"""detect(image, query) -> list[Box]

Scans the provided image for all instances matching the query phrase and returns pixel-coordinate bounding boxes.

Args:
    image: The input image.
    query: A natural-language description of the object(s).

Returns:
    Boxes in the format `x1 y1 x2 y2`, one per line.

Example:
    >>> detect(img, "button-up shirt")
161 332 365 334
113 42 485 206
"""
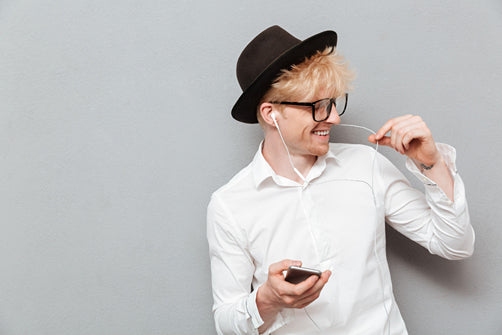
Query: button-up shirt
207 142 474 335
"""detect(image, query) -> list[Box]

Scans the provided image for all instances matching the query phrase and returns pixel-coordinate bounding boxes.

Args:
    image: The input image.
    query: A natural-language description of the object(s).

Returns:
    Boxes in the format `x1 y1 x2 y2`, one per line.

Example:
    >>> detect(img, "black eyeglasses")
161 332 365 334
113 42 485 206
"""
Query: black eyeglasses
270 93 348 122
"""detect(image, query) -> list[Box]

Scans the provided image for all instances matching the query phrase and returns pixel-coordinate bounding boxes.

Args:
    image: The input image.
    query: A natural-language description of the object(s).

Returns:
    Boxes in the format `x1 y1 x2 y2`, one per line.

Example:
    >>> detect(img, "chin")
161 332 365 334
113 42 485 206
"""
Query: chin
309 144 330 157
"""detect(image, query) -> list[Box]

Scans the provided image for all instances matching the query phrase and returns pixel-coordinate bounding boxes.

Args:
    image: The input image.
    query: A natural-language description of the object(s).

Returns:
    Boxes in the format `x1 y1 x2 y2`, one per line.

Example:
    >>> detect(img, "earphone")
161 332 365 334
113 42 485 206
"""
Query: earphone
270 111 307 183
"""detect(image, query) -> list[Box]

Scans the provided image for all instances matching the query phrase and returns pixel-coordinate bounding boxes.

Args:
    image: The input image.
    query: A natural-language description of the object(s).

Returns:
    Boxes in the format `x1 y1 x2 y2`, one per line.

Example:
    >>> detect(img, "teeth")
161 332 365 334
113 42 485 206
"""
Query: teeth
314 130 329 136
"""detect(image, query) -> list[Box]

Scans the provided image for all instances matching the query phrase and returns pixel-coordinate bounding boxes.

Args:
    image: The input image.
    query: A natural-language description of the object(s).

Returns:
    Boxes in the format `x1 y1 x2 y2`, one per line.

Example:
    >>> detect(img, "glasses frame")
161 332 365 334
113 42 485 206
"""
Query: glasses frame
269 93 349 122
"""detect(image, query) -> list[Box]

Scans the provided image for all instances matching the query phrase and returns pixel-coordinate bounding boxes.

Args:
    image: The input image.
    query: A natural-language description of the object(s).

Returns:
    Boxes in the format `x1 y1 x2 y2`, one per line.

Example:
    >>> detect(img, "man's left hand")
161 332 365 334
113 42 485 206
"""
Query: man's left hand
368 114 441 166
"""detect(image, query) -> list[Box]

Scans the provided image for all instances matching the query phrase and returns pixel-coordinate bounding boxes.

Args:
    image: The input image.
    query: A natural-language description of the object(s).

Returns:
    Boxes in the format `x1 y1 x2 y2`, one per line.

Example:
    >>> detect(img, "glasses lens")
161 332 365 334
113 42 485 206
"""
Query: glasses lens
314 99 331 121
335 95 347 116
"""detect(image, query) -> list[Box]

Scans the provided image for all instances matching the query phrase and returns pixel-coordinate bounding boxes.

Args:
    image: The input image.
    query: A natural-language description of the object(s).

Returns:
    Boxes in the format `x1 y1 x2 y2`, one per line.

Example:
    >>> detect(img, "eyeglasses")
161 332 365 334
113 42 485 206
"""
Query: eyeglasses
269 93 348 122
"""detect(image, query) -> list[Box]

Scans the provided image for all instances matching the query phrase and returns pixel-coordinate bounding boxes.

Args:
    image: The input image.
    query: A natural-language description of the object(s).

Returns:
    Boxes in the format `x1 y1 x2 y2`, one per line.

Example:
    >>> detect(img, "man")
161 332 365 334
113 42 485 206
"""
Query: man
207 25 474 335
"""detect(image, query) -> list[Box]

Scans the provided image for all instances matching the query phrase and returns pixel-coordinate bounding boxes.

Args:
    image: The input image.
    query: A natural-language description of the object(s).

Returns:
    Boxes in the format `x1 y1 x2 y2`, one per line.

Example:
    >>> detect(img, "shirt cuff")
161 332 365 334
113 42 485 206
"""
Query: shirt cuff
246 289 264 329
245 288 294 334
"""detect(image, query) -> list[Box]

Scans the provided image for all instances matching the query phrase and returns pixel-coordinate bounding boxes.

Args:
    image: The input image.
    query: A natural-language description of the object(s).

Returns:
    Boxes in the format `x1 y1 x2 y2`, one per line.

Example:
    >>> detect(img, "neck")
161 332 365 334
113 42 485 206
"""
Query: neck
261 133 316 184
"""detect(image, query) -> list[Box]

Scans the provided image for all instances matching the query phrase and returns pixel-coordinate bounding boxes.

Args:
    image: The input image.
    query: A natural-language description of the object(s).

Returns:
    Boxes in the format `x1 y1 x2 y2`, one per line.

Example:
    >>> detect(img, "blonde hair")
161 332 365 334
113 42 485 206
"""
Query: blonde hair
258 47 355 124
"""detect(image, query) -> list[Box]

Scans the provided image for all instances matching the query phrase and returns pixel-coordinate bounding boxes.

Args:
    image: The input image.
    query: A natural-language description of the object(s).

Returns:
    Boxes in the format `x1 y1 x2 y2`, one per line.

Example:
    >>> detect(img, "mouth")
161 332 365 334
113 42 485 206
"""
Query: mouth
312 130 330 136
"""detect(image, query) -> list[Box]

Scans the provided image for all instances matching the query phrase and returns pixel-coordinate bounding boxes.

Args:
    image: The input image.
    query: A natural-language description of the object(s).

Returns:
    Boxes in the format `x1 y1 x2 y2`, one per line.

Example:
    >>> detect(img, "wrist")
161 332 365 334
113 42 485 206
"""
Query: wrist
418 157 445 175
414 151 442 170
256 283 281 319
420 161 435 171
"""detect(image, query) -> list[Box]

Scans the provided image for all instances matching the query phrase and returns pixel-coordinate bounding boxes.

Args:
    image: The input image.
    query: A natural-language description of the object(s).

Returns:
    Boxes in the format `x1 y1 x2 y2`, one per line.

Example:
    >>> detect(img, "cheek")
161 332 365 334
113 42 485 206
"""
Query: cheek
281 113 315 140
299 128 314 141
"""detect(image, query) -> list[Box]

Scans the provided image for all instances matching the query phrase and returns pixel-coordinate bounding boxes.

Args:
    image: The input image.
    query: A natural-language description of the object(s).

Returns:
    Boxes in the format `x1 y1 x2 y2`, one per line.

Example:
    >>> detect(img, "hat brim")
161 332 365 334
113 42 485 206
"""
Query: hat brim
231 30 338 124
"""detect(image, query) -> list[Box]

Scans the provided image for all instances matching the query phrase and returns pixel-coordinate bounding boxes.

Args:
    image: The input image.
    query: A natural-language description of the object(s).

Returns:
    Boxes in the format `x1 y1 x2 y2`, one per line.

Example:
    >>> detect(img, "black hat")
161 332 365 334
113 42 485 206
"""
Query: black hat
231 25 338 123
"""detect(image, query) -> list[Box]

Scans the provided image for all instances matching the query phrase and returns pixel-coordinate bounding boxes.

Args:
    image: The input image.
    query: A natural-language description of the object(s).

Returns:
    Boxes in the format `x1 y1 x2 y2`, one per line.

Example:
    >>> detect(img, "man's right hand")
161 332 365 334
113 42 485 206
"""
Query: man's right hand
256 259 331 330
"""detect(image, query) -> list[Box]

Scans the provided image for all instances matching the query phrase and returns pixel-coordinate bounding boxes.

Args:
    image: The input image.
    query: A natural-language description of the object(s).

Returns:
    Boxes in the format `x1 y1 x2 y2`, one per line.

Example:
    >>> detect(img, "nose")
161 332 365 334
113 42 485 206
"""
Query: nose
325 104 341 125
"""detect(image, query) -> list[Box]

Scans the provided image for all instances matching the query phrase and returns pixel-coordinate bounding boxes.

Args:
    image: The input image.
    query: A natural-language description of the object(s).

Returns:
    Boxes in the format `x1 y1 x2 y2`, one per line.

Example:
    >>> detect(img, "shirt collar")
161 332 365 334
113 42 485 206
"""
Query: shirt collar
252 141 341 188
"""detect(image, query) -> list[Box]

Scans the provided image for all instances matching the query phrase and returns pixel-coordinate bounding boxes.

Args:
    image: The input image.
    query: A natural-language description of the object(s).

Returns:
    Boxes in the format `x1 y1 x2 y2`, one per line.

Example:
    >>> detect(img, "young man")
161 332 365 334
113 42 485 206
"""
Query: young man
207 25 474 335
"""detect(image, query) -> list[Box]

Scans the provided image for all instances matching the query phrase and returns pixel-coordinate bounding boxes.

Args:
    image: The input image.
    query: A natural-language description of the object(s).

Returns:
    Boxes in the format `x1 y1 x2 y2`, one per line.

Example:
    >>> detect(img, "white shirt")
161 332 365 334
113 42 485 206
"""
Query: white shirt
207 142 474 335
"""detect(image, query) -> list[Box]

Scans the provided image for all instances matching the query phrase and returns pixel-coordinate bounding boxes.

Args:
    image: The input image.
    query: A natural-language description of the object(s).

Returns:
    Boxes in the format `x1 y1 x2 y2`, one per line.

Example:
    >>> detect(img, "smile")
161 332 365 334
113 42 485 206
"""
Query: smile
313 130 330 136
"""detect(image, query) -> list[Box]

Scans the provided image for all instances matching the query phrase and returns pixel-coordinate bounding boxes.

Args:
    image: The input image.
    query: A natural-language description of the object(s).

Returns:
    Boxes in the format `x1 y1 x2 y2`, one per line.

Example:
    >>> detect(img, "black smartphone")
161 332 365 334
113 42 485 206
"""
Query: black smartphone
284 266 322 284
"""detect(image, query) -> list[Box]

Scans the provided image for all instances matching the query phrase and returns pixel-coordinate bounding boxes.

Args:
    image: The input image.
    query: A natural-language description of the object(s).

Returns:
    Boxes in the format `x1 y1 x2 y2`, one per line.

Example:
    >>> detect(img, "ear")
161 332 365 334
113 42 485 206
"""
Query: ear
259 102 277 127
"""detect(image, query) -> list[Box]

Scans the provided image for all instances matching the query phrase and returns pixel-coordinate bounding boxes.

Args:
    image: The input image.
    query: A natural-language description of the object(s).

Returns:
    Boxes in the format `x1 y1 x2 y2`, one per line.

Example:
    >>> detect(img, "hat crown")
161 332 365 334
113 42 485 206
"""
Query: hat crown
236 25 301 91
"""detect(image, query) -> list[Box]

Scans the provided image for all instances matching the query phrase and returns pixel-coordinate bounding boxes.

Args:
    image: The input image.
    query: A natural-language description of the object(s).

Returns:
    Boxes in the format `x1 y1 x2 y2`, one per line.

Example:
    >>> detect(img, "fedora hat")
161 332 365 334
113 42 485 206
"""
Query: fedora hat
231 25 338 123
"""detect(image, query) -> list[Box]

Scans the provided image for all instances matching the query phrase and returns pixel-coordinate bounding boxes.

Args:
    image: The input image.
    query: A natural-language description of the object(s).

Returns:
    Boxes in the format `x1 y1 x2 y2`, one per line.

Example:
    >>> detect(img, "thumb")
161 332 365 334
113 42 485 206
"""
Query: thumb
269 259 302 274
368 135 391 147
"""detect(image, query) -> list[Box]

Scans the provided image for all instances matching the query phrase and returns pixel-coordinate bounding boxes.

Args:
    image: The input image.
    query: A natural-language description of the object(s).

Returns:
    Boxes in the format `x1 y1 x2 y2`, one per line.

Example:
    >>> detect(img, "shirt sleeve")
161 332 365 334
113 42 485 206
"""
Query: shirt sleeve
378 143 475 260
207 194 293 334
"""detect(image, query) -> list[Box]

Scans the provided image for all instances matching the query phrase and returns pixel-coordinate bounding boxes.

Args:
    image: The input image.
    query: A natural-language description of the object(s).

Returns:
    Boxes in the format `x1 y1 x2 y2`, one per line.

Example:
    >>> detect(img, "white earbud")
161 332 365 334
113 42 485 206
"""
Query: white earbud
271 112 277 121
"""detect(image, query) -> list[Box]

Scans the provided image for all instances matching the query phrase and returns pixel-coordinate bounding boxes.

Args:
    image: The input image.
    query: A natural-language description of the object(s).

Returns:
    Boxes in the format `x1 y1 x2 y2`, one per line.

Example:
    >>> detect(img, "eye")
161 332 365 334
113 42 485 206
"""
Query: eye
315 99 331 111
313 99 332 121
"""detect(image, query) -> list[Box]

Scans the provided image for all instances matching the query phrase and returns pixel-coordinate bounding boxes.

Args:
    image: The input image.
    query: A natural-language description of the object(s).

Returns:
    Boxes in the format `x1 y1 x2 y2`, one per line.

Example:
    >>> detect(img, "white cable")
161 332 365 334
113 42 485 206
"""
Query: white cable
273 114 320 330
304 307 322 332
334 124 379 201
271 119 390 334
272 115 307 183
334 123 390 335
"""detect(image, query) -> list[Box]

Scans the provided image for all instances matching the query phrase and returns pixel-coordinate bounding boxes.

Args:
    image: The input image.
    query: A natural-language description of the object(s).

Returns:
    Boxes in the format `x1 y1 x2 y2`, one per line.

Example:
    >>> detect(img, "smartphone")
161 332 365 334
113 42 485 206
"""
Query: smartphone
284 266 322 284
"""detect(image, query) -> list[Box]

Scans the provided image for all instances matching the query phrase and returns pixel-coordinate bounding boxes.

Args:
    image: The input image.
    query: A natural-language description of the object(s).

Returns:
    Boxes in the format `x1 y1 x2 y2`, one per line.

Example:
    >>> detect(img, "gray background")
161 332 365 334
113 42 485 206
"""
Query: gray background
1 0 500 334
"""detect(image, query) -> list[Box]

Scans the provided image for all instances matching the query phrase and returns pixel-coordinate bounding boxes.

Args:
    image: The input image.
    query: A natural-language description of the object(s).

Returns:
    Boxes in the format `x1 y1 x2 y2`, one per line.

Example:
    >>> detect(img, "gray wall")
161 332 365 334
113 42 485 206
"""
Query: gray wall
1 0 500 334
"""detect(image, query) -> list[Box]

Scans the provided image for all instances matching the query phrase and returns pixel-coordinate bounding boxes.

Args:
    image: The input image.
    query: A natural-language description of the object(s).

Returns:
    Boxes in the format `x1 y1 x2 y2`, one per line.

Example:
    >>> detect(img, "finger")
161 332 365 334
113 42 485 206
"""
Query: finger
368 134 379 144
402 122 431 151
396 124 419 152
398 118 431 152
390 120 413 154
371 136 392 147
289 270 331 300
292 291 320 308
290 271 331 307
393 118 426 154
273 272 321 300
284 284 321 308
375 114 414 140
269 259 302 275
390 128 400 153
377 116 418 150
391 127 407 154
401 125 428 150
287 274 320 296
393 115 430 150
303 270 331 295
